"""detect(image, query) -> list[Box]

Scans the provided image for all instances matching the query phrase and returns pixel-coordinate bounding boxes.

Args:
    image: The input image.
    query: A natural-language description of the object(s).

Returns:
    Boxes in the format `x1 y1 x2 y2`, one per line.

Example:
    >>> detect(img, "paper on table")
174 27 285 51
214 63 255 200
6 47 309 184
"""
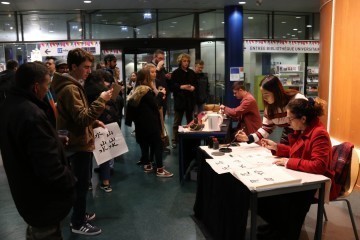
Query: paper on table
232 165 302 191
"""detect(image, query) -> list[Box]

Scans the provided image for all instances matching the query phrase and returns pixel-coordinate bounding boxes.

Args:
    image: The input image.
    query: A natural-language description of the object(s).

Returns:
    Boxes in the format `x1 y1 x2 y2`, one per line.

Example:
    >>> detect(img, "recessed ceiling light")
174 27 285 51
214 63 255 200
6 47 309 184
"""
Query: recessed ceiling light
79 28 83 32
96 14 102 17
171 22 177 24
248 16 254 20
49 30 54 33
281 21 286 24
293 28 298 31
292 34 296 37
306 25 312 28
298 31 302 33
169 25 175 28
282 36 286 38
221 21 224 24
84 1 92 3
17 47 21 49
295 16 301 19
238 1 246 4
10 26 13 30
1 2 10 5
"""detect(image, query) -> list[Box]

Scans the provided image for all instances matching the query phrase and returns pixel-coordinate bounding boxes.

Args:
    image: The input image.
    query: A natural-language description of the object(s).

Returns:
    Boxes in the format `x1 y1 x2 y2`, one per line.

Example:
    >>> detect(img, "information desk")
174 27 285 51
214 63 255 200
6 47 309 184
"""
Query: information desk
177 118 232 182
193 146 329 240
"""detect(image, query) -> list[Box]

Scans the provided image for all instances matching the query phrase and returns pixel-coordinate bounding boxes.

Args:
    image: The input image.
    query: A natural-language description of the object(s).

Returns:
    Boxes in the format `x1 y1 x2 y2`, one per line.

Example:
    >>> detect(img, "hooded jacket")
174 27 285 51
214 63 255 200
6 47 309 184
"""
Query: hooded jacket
51 72 106 152
0 87 76 227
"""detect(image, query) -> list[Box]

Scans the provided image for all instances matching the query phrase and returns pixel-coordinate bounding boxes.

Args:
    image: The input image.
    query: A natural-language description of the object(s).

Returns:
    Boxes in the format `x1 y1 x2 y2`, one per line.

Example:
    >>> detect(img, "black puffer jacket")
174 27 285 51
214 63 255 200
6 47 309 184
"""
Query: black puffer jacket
0 88 76 227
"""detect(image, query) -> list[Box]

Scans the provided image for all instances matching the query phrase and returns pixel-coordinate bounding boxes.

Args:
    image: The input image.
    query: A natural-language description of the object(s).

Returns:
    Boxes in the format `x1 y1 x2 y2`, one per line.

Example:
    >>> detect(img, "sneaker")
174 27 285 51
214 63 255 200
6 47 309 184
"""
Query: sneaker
144 164 153 172
85 212 96 222
156 168 174 178
71 222 102 236
171 143 177 149
100 184 113 193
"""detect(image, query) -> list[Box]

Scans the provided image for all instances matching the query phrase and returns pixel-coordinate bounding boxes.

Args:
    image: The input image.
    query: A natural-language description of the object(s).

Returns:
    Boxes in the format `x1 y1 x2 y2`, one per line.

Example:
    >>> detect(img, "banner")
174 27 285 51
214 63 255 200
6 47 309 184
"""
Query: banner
244 40 319 53
93 122 128 165
39 41 101 56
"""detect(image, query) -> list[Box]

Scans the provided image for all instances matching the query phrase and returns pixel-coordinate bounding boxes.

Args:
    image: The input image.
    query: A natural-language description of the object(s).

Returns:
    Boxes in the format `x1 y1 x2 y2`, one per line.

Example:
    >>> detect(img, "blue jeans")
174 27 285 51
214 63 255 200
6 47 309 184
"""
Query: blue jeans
68 151 92 227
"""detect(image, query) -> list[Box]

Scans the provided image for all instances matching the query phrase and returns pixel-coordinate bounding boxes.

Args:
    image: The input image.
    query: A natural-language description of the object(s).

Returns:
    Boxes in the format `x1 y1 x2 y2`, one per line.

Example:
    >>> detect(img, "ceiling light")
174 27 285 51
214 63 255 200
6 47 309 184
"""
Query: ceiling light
17 47 21 49
143 12 152 20
221 21 224 24
282 36 286 38
281 21 286 24
293 28 298 31
292 34 296 37
238 1 246 4
84 1 92 3
49 30 54 33
10 26 13 30
307 25 312 28
298 31 302 33
248 16 254 20
287 33 290 35
1 2 10 4
169 26 175 28
295 16 301 19
172 21 177 24
79 28 82 32
121 26 128 32
96 14 102 17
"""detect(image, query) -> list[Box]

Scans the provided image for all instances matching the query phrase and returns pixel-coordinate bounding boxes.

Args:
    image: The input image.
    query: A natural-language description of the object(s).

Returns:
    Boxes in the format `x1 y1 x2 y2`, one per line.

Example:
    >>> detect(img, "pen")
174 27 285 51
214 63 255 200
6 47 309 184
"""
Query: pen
227 127 246 148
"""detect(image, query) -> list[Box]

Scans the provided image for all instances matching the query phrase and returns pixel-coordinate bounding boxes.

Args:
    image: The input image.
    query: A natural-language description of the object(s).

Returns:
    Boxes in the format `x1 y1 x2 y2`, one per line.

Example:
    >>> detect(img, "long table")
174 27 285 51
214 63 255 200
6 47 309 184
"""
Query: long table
177 118 232 182
194 145 329 240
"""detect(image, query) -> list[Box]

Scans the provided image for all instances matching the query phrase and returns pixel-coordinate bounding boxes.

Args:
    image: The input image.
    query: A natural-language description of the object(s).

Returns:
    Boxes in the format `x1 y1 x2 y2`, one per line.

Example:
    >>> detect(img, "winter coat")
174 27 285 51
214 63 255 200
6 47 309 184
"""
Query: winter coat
0 88 76 227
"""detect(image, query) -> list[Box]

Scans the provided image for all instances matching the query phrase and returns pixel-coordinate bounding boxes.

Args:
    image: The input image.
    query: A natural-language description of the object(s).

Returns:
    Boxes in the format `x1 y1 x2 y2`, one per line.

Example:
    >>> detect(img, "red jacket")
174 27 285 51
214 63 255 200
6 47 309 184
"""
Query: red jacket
275 118 337 200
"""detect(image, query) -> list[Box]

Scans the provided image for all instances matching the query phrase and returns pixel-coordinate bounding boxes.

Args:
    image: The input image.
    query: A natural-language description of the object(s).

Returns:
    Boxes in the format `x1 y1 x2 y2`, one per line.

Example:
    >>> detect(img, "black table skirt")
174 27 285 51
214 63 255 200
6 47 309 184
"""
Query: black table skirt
193 148 250 240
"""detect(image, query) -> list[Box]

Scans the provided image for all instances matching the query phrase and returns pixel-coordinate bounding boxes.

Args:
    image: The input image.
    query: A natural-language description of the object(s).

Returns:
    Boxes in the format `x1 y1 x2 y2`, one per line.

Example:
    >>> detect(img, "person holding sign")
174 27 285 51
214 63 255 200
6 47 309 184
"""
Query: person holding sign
125 68 173 178
257 98 336 240
85 70 122 193
52 48 113 236
236 75 307 145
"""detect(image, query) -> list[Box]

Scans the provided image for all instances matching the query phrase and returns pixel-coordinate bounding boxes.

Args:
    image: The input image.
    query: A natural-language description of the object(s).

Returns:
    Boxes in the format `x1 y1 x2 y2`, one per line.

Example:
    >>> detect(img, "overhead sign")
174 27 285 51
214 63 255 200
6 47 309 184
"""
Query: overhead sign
244 40 319 53
39 41 101 56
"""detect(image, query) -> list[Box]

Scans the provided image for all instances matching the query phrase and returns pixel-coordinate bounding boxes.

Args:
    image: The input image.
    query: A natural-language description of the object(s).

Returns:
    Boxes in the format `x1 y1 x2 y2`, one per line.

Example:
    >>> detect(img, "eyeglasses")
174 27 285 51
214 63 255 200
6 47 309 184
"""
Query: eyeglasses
287 116 297 121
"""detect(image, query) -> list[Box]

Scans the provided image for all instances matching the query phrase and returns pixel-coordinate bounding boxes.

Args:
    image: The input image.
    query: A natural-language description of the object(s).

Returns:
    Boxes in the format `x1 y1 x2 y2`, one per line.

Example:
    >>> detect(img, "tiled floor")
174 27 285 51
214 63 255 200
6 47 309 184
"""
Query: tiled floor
0 117 359 240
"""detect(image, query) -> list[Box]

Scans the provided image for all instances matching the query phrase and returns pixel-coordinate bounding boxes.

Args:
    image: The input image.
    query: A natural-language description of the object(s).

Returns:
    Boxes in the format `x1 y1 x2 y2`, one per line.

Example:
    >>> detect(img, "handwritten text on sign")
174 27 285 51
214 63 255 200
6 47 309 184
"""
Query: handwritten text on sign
93 122 128 165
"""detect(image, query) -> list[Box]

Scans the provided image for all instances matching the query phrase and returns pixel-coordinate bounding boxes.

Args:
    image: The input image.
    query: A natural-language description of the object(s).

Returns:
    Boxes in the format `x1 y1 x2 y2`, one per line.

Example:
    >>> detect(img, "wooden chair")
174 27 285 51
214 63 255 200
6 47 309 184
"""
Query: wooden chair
325 146 360 240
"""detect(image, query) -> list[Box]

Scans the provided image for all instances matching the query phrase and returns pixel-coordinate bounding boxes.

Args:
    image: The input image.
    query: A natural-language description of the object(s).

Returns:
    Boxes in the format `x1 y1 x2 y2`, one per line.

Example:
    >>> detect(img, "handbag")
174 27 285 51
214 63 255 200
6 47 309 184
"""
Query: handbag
159 107 170 148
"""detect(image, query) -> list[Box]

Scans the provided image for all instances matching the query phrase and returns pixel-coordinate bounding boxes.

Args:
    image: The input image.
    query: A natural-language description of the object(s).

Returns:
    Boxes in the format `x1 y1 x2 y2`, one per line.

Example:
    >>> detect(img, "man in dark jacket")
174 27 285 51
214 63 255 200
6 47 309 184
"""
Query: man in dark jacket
0 59 18 100
0 62 76 239
170 53 196 148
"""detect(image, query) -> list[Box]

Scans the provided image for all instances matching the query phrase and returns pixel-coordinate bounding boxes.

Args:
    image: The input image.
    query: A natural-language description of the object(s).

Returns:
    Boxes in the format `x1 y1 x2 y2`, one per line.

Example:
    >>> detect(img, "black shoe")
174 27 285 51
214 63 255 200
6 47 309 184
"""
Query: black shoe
71 222 101 236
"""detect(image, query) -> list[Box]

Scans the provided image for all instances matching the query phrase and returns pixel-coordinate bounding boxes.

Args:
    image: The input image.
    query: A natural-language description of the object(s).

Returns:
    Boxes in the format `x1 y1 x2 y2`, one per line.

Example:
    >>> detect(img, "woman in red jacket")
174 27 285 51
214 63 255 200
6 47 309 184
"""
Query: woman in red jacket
258 97 335 240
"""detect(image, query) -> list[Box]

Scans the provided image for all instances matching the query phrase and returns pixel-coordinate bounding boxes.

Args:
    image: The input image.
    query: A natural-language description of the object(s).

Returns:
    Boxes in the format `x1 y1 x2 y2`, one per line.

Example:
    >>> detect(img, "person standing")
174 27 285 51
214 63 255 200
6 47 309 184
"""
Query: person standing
55 59 69 74
0 59 18 100
0 62 76 240
194 60 209 114
151 49 172 118
52 48 113 236
170 53 196 148
220 82 262 136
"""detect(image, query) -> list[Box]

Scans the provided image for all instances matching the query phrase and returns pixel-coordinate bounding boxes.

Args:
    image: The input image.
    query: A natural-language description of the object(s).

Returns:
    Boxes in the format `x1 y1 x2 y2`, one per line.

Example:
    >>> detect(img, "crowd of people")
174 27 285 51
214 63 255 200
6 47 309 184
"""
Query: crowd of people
0 47 337 240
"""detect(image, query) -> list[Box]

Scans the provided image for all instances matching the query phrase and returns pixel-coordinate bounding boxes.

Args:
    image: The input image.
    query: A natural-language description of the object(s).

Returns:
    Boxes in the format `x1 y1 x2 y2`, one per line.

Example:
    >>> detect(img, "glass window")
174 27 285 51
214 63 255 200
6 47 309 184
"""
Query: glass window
22 12 80 41
158 13 194 38
89 11 156 39
199 10 224 38
0 13 17 41
243 13 270 39
274 14 307 40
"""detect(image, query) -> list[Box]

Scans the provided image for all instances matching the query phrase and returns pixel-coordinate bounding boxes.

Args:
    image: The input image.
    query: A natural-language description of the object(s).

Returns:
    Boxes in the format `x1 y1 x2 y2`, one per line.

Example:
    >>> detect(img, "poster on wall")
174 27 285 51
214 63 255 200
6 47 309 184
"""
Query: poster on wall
244 40 319 53
230 67 244 81
39 41 101 57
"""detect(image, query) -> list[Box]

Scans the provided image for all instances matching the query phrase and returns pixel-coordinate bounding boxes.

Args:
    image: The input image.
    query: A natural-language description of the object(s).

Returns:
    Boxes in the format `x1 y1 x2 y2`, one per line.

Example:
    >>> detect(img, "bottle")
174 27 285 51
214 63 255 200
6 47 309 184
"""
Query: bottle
213 138 219 150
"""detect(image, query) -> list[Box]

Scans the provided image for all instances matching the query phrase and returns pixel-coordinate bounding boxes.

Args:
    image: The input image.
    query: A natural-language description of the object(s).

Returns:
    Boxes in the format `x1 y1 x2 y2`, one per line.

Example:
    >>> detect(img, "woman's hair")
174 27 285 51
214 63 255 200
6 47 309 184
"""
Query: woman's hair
287 98 326 125
260 75 298 118
176 53 191 66
136 68 152 88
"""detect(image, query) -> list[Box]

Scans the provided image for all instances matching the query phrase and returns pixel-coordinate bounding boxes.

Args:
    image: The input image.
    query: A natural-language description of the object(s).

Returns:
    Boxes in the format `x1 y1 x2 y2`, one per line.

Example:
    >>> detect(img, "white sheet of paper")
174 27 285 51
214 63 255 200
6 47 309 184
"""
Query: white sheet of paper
93 122 128 165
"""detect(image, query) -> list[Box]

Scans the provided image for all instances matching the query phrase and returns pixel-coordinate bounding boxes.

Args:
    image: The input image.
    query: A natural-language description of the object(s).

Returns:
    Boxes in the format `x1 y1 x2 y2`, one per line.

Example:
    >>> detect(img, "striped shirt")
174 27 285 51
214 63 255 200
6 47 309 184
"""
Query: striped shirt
250 93 307 143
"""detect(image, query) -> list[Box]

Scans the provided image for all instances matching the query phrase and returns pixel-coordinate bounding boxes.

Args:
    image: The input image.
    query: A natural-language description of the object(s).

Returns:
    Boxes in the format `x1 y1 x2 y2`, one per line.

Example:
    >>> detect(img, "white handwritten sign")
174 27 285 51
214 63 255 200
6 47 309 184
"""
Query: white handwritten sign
93 122 128 165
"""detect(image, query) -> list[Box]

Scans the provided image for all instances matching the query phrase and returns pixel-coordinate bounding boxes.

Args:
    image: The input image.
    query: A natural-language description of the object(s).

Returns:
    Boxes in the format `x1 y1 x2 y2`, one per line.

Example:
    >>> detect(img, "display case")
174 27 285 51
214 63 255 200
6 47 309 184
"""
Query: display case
306 66 319 97
275 64 304 94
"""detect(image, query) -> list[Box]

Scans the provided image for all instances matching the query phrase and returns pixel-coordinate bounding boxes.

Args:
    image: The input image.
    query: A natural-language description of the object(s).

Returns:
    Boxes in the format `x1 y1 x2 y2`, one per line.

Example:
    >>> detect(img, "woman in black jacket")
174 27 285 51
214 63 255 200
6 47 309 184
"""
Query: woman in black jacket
125 68 173 178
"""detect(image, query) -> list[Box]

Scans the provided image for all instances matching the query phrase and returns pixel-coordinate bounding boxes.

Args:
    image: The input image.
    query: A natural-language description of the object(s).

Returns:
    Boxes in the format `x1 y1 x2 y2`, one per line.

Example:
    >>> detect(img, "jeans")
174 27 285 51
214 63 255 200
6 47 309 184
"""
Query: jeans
172 109 193 143
139 134 163 168
99 160 111 181
26 224 62 240
68 151 93 227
